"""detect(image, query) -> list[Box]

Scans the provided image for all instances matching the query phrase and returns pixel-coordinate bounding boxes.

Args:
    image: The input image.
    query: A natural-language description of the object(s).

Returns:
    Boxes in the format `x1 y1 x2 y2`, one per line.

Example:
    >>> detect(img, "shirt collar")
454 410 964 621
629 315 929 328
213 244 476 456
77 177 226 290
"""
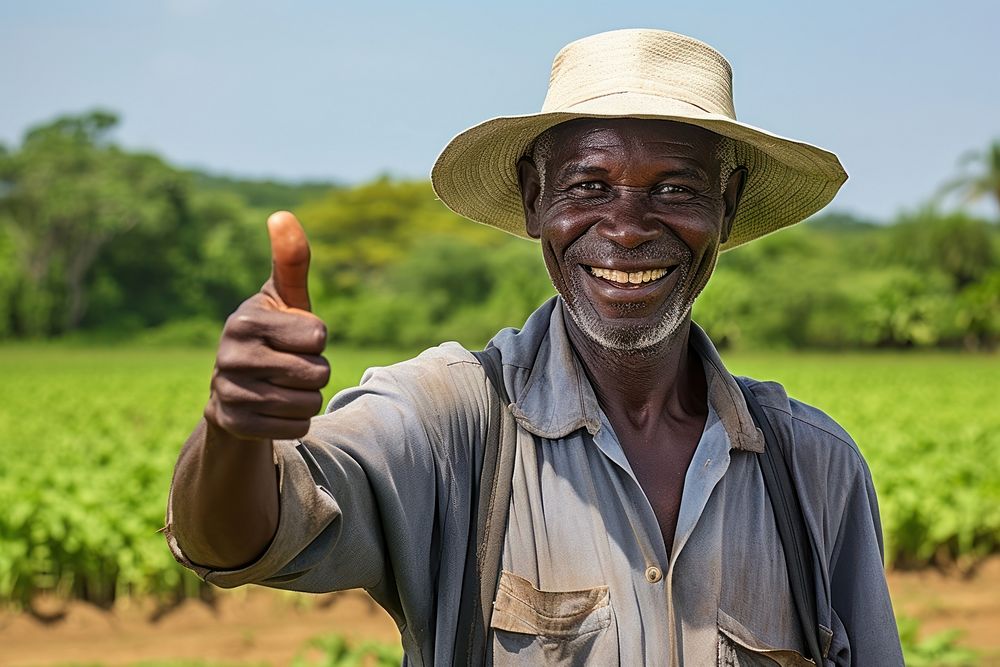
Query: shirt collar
688 323 765 453
490 296 764 453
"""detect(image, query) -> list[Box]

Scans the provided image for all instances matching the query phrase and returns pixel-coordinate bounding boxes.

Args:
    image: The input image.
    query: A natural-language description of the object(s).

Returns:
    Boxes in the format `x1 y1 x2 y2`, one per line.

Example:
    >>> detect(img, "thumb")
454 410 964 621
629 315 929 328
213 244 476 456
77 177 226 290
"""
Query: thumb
266 211 312 311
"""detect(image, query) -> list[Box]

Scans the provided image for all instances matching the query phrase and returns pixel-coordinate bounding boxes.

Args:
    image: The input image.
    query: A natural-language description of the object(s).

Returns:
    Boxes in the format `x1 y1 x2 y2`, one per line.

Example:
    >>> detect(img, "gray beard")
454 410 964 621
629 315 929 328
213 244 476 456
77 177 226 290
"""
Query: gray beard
552 229 719 353
560 261 695 352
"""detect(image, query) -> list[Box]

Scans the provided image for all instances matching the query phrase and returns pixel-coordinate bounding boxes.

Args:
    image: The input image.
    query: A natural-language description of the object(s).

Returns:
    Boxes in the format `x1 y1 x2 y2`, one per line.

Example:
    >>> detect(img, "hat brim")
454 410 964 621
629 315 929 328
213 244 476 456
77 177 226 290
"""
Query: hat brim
431 92 847 252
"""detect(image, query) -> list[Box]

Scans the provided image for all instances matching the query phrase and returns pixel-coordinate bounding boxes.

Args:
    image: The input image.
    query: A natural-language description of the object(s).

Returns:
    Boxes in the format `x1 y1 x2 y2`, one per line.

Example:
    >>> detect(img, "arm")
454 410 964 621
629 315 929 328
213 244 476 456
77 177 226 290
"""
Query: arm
167 338 485 633
165 212 492 649
168 421 279 568
167 212 328 569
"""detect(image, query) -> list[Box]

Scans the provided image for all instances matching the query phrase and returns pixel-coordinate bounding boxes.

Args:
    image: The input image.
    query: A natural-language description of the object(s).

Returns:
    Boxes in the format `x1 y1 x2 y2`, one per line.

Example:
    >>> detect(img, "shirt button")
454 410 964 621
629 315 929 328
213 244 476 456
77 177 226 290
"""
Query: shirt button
645 566 663 583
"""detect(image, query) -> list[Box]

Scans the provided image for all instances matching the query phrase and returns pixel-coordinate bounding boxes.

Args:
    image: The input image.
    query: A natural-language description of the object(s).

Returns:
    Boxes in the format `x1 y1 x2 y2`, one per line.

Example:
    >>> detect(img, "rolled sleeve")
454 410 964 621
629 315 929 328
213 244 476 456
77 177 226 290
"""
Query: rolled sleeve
164 437 341 588
164 341 486 633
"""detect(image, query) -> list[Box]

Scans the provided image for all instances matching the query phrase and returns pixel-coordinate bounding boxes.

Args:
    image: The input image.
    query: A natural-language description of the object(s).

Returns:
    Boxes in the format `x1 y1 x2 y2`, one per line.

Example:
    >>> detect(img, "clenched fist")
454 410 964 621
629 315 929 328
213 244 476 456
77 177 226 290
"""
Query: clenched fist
204 211 331 441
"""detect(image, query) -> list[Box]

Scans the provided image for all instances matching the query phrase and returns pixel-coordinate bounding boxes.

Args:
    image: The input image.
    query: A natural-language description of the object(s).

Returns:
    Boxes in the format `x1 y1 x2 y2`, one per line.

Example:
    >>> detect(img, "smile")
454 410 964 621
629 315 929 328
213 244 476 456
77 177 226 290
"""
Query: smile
588 265 672 287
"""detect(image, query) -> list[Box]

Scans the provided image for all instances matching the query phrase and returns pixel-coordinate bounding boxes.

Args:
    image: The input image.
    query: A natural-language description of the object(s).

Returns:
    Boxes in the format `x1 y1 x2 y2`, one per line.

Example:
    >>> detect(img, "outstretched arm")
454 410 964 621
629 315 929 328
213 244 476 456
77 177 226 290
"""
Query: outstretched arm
169 212 329 568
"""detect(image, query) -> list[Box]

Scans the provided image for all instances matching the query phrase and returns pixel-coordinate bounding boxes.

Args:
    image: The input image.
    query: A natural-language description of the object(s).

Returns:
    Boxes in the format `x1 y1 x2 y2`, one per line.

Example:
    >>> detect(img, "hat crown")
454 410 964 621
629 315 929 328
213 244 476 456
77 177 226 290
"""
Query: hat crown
541 29 736 120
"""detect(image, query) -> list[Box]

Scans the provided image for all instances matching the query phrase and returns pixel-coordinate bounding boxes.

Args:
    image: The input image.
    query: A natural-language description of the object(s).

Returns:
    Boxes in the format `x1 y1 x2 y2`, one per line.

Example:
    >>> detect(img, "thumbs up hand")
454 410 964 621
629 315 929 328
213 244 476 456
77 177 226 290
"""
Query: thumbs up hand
204 212 331 441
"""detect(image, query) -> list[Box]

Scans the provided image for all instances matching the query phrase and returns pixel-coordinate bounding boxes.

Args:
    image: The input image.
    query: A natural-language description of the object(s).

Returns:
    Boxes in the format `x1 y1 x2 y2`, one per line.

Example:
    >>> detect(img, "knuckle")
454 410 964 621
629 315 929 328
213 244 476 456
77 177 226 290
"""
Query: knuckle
209 372 232 396
226 292 273 323
311 323 328 348
227 313 253 336
215 346 240 371
226 309 267 339
316 358 332 385
307 391 324 414
223 311 239 332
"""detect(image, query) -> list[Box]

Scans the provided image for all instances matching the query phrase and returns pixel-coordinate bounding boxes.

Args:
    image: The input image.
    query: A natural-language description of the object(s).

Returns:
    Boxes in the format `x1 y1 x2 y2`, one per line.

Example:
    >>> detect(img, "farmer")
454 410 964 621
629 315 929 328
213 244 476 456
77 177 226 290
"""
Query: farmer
166 29 904 665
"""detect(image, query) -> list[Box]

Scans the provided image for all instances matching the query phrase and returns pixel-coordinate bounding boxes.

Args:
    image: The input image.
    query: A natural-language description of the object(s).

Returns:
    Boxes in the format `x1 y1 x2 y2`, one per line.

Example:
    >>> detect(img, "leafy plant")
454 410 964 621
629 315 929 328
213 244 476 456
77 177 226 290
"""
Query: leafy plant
292 633 403 667
897 615 978 666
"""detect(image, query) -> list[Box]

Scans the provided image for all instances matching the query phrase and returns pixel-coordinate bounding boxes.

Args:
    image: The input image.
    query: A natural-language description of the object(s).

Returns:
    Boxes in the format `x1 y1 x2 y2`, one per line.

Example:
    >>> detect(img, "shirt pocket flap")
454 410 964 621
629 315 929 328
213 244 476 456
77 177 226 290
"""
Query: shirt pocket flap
490 570 611 639
718 609 819 666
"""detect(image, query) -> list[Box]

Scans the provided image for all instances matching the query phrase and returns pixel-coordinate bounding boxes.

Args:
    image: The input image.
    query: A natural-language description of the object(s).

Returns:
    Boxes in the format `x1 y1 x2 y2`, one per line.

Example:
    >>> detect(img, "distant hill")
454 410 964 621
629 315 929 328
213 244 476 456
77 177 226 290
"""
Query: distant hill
804 210 882 231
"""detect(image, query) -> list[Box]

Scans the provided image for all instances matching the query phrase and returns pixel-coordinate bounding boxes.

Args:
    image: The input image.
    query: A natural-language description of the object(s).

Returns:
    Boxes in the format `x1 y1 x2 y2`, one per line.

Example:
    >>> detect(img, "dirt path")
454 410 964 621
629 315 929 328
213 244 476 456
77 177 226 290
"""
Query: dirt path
887 558 1000 663
0 589 398 666
3 560 999 666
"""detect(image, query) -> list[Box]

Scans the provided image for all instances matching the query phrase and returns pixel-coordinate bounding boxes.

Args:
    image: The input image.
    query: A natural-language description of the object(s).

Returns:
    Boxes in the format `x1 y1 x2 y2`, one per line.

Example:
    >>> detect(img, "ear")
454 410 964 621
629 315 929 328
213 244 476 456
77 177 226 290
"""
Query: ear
721 166 747 244
517 156 543 239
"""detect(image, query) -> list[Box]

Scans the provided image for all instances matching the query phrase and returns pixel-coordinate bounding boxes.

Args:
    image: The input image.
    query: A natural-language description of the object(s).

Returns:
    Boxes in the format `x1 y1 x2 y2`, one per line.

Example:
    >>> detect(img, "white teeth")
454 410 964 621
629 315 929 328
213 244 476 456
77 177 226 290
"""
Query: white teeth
589 266 669 284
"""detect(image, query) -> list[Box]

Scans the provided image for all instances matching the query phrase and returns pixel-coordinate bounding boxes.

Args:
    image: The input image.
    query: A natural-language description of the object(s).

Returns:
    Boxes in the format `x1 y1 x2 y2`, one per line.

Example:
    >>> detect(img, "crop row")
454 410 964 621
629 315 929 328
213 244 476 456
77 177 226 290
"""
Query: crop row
1 345 997 608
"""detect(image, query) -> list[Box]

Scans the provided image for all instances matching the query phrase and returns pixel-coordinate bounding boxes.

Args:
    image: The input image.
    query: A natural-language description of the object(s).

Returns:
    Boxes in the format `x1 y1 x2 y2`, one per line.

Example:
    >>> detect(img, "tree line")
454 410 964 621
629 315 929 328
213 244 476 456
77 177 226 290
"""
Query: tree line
0 110 997 350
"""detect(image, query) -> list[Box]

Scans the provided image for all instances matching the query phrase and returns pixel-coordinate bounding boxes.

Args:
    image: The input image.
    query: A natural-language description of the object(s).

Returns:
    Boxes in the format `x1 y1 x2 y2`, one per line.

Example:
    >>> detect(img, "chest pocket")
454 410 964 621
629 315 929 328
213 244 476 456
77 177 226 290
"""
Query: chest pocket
489 570 613 666
717 609 824 667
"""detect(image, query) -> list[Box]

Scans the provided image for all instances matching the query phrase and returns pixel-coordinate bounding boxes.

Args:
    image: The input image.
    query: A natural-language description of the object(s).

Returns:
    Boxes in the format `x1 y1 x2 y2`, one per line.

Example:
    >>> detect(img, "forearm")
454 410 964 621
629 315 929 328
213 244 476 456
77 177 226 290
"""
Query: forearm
169 419 280 569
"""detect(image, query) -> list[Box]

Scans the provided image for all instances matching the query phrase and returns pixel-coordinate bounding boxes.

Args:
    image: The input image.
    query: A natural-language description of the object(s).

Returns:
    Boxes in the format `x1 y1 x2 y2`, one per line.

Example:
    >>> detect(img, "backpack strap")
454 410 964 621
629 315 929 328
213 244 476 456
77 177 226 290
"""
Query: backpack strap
735 376 825 665
454 346 518 666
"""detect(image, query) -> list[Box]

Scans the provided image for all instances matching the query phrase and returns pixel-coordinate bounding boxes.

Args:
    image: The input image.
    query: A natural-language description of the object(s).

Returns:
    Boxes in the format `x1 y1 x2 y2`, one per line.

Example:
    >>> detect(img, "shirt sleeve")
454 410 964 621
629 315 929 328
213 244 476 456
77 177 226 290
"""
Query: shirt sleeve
780 397 905 667
826 454 905 666
165 343 488 620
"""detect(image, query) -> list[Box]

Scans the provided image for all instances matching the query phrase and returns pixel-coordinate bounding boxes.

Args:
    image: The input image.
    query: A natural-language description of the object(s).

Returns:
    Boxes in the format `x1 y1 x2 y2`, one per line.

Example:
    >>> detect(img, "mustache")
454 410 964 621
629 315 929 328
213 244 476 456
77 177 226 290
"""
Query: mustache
563 233 691 266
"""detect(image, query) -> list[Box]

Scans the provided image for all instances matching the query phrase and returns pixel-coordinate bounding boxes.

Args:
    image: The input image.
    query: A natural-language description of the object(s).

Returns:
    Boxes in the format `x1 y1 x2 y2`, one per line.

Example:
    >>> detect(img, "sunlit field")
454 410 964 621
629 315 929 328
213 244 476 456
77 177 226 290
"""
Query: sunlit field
3 343 997 610
1 343 998 665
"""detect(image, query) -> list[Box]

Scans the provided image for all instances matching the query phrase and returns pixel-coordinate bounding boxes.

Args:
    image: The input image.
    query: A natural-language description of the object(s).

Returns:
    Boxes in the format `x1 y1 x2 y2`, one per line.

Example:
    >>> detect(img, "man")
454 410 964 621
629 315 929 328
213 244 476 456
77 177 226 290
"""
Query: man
166 29 903 665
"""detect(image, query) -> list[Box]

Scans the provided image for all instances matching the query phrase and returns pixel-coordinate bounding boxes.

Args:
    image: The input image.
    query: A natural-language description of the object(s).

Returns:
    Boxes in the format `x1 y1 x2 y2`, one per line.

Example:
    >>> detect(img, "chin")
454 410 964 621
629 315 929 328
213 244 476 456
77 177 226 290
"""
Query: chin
557 259 703 353
564 299 692 353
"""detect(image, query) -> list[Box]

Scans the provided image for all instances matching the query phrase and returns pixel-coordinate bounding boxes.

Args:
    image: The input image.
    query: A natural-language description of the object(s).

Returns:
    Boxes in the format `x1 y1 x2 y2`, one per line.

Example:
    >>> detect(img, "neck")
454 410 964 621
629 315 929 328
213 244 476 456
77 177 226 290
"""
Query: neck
563 305 707 430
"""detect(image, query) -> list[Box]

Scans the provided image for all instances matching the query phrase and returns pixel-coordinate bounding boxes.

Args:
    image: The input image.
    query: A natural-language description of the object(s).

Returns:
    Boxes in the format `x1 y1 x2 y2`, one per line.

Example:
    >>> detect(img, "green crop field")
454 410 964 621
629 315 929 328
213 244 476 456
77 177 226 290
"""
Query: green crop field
728 353 1000 570
1 344 998 609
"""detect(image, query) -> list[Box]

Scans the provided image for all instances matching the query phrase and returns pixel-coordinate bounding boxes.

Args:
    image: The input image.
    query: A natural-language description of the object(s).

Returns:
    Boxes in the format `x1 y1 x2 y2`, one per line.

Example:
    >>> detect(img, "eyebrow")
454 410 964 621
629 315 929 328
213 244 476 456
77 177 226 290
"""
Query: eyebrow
655 167 711 181
556 163 611 179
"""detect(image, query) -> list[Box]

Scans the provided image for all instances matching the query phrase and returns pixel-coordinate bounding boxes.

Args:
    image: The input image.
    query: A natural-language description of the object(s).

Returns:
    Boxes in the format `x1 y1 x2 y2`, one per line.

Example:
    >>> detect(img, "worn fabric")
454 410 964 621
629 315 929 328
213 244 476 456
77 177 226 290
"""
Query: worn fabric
165 296 903 666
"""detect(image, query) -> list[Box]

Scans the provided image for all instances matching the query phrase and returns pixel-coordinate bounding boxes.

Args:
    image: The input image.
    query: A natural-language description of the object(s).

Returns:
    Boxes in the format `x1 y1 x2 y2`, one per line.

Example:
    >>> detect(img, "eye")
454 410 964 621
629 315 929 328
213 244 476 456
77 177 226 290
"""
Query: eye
653 183 689 195
565 180 610 200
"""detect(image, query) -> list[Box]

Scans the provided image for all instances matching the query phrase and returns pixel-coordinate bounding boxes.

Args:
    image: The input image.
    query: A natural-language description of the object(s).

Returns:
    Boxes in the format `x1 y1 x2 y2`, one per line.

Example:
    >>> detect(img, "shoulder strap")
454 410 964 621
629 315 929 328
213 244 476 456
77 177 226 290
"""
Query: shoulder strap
454 347 518 666
734 376 825 665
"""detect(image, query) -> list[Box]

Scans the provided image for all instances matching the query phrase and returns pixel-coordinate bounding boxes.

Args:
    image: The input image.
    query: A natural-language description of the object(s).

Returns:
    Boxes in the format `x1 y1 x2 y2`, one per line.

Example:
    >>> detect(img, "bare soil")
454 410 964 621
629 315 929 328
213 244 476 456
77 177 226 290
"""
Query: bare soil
2 559 998 666
887 558 1000 664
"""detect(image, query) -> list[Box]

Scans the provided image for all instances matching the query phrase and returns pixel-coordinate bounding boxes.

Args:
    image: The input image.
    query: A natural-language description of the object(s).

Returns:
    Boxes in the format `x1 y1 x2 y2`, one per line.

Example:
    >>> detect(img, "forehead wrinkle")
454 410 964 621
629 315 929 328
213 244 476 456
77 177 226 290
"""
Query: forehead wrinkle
560 136 710 163
644 139 697 149
555 154 712 183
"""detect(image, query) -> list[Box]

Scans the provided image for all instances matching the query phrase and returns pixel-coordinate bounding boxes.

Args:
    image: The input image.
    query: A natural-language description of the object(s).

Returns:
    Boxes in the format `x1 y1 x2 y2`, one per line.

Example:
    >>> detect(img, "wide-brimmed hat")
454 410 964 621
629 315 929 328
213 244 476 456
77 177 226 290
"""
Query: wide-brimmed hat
431 29 847 251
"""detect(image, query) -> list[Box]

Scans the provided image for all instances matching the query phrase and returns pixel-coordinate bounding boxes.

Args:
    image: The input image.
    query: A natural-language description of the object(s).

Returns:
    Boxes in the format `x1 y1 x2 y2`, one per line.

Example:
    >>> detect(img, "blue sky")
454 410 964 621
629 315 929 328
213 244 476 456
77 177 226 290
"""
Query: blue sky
2 1 997 220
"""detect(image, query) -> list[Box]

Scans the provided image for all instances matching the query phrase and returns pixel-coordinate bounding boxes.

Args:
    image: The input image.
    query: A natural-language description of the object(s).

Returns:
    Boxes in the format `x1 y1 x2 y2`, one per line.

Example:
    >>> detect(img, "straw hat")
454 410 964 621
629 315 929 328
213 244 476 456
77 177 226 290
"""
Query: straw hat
431 29 847 251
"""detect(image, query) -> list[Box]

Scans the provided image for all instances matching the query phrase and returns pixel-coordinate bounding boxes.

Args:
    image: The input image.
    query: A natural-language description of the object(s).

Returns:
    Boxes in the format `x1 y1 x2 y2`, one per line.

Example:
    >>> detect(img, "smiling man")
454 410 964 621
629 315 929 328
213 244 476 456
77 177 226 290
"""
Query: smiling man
166 30 904 665
516 118 747 556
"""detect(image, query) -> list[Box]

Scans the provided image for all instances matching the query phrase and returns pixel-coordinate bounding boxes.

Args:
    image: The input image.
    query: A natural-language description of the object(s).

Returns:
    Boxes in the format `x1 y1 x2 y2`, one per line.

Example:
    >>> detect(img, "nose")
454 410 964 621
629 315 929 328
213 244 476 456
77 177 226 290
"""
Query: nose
593 192 663 249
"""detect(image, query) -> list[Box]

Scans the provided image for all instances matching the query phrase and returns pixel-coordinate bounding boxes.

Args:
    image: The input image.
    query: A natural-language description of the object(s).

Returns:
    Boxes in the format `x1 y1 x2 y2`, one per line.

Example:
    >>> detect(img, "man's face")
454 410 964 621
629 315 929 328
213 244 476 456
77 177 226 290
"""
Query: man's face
519 118 743 352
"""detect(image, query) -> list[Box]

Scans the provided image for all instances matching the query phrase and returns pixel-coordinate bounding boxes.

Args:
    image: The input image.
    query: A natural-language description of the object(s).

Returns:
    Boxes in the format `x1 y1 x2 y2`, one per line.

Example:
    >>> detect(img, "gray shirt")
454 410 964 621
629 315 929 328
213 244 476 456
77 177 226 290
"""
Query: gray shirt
166 297 903 666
